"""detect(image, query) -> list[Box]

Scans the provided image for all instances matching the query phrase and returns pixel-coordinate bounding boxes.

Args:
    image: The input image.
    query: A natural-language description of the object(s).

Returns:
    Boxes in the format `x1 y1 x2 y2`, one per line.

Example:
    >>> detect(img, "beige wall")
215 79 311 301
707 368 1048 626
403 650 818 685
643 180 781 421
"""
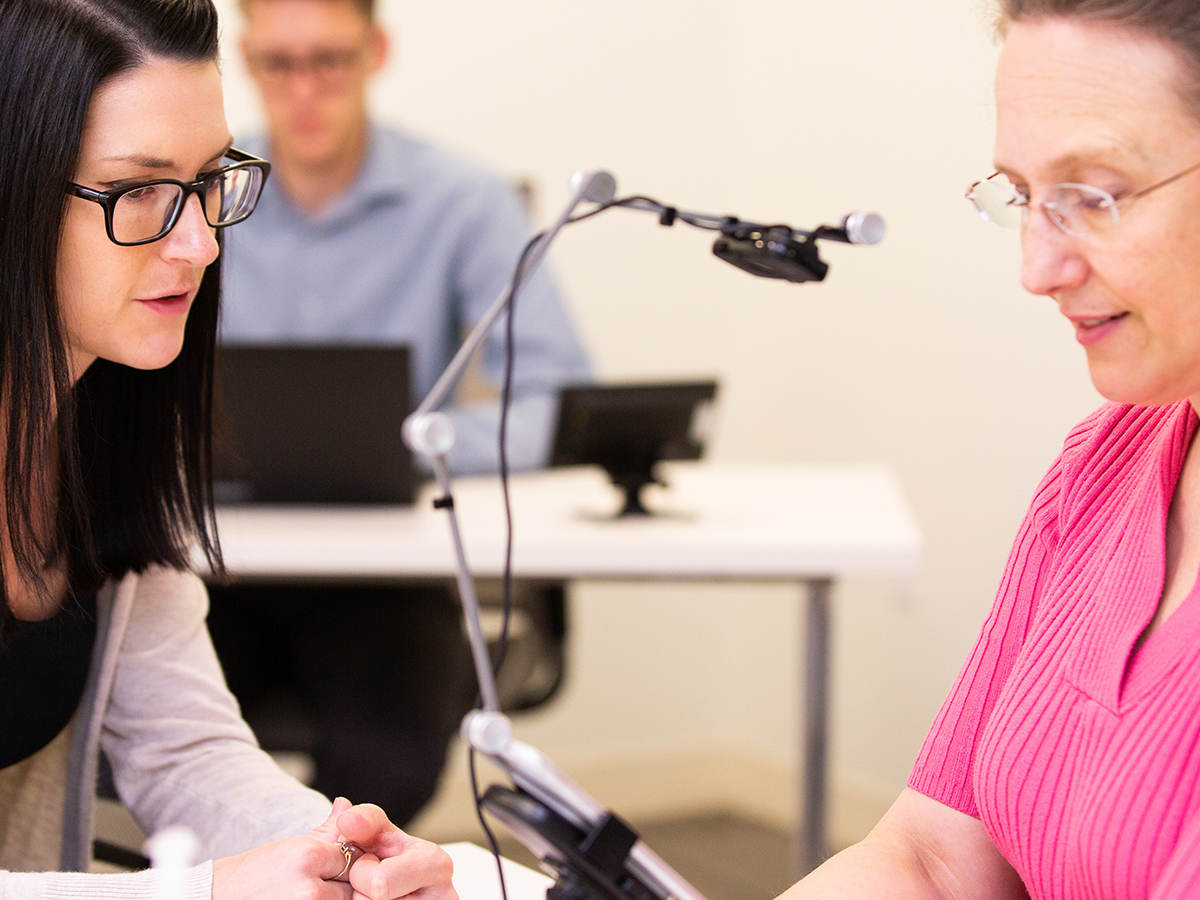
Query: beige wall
211 0 1103 841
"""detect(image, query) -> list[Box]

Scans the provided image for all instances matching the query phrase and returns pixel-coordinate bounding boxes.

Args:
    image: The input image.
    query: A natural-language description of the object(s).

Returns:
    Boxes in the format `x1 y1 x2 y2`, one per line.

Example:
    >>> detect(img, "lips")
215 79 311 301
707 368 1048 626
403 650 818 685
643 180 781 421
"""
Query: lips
1076 313 1128 328
135 291 193 315
1067 310 1129 347
136 284 196 303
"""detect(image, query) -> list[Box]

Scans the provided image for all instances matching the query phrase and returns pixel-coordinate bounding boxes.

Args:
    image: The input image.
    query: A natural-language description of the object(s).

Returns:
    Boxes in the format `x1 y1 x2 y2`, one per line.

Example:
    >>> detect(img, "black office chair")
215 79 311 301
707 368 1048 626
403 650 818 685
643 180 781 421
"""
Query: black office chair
481 580 568 713
199 575 570 828
235 580 570 755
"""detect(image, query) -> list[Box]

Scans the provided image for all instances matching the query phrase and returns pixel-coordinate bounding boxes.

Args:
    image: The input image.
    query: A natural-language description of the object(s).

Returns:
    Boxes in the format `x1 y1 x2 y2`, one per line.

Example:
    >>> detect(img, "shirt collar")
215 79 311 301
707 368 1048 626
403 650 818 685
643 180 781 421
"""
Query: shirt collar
347 124 418 204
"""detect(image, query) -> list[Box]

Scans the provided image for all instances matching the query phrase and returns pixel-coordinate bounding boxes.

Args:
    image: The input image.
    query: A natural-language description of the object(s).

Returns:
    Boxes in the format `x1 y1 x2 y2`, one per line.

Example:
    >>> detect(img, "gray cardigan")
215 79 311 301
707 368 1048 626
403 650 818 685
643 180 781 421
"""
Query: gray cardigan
0 567 333 898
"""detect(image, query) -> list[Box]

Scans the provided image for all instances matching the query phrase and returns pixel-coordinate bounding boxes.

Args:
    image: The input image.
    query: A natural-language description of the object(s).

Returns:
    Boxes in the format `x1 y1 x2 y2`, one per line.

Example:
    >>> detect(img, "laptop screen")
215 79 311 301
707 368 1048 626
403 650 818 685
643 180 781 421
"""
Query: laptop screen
213 343 416 505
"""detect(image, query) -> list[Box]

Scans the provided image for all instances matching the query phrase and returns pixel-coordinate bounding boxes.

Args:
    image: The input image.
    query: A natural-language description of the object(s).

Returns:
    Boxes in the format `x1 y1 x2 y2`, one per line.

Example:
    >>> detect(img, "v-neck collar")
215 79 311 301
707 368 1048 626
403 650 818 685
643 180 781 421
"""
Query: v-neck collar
1060 402 1200 713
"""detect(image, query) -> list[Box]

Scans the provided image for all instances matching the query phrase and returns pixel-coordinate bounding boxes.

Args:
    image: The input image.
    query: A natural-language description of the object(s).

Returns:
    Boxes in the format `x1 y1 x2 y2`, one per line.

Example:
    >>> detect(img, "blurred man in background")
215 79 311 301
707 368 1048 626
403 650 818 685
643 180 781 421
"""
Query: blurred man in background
208 0 591 825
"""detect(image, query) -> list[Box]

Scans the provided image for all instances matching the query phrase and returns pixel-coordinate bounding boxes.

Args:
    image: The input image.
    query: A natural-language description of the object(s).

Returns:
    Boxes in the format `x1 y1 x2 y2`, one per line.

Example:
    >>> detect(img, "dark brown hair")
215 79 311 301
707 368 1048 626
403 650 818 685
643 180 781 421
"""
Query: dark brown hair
0 0 224 634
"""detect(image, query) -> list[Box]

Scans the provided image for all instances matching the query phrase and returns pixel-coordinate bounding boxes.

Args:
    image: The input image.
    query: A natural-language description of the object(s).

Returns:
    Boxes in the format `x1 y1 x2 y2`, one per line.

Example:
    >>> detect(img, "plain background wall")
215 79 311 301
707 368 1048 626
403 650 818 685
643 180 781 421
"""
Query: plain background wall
209 0 1103 842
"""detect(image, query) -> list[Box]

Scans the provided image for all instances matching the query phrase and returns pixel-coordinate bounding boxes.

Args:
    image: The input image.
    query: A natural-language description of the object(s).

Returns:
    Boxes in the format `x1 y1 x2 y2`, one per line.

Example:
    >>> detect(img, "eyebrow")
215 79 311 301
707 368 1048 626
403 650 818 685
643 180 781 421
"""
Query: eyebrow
995 141 1146 181
99 138 235 169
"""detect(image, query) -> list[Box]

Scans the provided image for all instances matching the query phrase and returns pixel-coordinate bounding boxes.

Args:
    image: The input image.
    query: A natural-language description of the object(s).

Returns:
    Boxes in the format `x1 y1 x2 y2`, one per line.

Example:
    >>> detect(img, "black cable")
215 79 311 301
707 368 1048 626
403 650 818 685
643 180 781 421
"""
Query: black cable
493 233 540 676
473 195 690 895
469 230 541 900
468 746 509 900
594 195 819 239
482 188 767 694
473 184 793 894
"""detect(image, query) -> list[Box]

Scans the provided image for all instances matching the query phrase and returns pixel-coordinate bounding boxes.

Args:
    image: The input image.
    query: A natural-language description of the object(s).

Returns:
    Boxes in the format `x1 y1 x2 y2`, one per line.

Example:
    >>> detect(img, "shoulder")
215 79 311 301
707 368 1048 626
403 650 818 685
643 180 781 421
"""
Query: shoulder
1019 402 1189 541
1053 400 1193 516
114 564 206 603
372 125 522 211
1059 400 1190 471
378 126 508 185
109 566 209 643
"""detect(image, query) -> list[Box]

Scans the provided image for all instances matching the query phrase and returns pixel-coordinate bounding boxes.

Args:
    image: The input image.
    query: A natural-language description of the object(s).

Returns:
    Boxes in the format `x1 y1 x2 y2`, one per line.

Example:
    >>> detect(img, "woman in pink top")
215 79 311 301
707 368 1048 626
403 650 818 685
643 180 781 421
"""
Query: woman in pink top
781 1 1200 898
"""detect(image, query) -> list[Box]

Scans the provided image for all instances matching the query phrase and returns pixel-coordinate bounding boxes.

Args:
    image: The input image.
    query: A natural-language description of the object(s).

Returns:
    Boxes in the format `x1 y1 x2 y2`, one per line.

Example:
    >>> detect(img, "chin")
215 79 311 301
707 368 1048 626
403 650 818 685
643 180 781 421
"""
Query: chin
1089 373 1188 409
122 335 187 371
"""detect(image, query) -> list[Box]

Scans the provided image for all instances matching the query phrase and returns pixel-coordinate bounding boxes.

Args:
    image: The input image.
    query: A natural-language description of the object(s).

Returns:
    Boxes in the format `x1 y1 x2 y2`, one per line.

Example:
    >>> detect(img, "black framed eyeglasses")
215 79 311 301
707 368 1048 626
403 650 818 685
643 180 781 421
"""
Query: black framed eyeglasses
66 147 272 247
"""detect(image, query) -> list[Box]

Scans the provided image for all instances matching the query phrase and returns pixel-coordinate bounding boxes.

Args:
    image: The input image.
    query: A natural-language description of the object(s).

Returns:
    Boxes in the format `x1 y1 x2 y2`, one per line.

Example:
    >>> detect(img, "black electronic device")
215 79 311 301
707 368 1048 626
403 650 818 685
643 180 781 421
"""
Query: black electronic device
213 343 416 505
482 786 657 900
549 380 718 516
712 223 829 283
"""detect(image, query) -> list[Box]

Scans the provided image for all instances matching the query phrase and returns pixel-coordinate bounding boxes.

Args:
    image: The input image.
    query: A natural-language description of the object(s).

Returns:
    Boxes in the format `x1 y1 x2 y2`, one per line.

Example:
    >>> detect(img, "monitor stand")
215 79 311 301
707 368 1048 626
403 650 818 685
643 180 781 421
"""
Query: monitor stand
574 461 698 522
609 469 661 517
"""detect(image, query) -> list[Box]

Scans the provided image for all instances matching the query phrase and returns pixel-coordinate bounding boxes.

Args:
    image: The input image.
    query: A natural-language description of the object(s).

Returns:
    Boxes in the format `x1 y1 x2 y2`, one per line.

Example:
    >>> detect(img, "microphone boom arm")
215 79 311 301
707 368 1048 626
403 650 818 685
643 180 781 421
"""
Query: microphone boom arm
402 169 884 898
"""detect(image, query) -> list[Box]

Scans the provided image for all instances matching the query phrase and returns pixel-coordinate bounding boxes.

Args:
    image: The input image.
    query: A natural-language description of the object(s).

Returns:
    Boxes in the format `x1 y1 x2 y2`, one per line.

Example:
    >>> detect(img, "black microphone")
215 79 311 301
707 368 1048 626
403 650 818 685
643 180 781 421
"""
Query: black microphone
712 224 828 283
812 210 887 245
710 211 886 283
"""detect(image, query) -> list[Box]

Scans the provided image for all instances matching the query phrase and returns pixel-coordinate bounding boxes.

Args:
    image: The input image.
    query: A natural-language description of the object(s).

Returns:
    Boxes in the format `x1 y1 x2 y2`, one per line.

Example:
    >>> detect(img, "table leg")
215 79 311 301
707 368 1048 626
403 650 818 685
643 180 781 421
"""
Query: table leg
794 577 833 878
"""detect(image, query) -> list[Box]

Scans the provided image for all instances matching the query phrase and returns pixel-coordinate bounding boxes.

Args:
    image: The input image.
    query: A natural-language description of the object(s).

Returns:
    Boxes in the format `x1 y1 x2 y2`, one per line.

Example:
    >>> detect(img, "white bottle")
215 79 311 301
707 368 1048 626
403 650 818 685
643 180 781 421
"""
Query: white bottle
143 825 199 900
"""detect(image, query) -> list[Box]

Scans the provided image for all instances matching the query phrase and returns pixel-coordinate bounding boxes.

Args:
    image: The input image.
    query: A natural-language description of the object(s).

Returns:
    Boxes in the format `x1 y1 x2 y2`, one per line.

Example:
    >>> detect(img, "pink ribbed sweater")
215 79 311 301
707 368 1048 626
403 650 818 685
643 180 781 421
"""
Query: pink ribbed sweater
910 401 1200 899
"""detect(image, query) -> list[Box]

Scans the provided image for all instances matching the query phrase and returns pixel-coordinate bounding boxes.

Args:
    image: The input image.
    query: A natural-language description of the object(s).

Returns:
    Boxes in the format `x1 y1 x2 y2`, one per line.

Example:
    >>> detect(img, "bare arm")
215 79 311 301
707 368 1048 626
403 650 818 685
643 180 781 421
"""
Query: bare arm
776 788 1029 900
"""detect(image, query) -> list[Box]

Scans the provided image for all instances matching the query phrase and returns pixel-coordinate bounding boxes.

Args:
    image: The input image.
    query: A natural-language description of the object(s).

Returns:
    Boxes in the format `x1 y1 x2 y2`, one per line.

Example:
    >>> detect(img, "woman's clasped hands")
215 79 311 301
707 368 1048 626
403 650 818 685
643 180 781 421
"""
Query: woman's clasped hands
212 797 458 899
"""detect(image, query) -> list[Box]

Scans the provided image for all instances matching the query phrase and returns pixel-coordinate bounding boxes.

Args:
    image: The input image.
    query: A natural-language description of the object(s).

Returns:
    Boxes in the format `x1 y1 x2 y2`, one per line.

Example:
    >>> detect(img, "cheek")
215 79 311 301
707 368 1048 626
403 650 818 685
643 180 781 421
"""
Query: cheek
56 209 97 328
56 208 132 332
1110 203 1200 313
1091 224 1189 316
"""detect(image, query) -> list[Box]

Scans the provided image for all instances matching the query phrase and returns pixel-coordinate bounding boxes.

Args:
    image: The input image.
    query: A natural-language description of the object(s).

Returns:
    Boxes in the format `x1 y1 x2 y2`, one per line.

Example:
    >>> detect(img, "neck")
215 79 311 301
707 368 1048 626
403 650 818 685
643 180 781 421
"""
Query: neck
272 121 370 215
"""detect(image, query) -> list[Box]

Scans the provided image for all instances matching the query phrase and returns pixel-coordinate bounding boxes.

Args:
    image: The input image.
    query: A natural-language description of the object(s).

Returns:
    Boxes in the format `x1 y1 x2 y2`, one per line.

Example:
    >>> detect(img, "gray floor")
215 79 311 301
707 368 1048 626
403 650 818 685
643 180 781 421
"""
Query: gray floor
455 811 796 900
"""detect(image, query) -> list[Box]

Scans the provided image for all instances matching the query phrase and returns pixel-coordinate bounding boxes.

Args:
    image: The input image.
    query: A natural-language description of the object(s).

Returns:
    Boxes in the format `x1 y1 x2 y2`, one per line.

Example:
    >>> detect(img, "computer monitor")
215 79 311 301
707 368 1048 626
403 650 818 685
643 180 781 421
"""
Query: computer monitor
213 343 416 505
549 380 718 516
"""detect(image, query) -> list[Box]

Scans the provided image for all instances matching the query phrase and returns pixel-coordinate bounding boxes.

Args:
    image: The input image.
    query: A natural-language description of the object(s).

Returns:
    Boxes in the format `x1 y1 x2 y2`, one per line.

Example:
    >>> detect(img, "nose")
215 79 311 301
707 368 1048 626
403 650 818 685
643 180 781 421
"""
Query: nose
1019 205 1089 297
282 66 324 102
160 193 219 267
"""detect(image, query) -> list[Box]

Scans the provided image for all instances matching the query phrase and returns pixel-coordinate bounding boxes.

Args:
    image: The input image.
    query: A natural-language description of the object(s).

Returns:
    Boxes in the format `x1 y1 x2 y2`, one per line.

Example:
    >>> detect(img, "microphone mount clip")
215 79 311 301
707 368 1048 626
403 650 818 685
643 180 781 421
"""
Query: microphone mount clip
711 220 829 283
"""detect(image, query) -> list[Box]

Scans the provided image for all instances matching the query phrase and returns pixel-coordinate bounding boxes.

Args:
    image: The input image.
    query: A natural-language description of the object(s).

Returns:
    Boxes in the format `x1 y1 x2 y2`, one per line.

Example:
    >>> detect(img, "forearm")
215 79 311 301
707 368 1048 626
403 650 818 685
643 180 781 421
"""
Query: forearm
102 569 331 858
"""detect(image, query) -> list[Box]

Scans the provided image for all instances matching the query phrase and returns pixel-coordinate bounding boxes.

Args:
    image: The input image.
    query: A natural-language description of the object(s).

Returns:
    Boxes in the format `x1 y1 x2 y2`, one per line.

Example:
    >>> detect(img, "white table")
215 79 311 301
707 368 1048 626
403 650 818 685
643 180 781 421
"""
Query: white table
213 461 923 875
442 841 552 898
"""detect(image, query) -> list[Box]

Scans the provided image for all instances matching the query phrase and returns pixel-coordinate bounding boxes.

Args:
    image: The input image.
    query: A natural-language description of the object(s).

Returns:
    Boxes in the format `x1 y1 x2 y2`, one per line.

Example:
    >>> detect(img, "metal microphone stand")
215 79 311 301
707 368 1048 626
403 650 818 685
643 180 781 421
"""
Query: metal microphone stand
404 169 705 899
404 169 885 898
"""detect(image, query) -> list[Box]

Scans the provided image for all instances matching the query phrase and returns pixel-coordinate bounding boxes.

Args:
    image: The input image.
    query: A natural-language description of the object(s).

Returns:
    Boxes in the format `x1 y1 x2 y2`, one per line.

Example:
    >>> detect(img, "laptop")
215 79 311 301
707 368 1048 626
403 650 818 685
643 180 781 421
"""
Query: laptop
213 343 416 505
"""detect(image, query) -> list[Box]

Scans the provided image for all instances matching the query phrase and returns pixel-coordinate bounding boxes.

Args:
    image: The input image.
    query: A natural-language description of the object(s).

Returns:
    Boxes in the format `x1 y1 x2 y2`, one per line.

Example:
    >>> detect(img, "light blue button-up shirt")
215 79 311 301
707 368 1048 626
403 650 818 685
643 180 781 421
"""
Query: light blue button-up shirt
221 126 591 475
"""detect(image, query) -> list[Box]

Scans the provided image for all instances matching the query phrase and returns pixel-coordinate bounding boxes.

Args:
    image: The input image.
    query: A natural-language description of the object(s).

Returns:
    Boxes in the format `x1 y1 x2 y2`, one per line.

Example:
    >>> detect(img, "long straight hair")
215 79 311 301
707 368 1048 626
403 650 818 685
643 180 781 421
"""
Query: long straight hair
0 0 224 635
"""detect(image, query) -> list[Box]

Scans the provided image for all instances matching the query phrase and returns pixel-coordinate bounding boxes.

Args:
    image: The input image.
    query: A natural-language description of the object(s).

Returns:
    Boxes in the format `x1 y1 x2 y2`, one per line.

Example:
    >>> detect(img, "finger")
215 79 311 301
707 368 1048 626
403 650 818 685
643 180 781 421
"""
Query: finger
312 796 355 842
318 882 355 900
337 803 410 858
351 885 459 900
409 887 460 900
347 841 454 899
316 835 362 883
355 883 458 900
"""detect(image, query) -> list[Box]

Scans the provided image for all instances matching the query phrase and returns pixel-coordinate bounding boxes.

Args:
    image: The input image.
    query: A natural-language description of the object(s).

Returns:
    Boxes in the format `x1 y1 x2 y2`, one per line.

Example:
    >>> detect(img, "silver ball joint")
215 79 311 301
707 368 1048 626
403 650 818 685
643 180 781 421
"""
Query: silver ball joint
462 710 513 755
402 411 456 457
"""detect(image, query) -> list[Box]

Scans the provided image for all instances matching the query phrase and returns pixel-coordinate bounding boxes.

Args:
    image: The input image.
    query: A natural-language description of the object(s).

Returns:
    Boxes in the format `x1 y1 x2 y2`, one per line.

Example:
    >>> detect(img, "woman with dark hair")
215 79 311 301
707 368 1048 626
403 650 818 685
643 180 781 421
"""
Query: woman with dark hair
0 0 455 896
780 1 1200 898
